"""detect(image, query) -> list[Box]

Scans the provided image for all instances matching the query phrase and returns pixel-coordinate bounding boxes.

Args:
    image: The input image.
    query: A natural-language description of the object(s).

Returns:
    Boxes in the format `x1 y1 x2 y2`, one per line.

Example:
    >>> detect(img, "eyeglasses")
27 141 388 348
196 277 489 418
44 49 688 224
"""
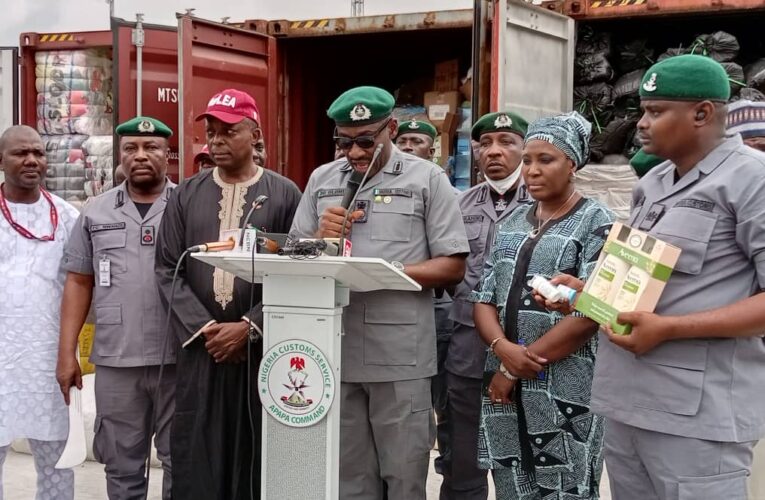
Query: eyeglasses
333 119 390 151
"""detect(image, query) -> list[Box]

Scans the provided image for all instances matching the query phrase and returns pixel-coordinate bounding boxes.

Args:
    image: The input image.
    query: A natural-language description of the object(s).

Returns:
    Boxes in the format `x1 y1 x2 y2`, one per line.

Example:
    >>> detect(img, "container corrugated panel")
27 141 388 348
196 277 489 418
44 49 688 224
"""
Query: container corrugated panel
177 15 277 181
555 0 765 19
0 47 19 133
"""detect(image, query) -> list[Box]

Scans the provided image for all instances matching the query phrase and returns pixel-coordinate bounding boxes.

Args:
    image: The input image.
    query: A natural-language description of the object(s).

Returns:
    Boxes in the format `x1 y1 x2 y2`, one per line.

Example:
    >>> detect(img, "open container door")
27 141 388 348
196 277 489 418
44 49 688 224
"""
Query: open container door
177 15 277 181
113 20 180 180
0 47 19 133
491 0 575 120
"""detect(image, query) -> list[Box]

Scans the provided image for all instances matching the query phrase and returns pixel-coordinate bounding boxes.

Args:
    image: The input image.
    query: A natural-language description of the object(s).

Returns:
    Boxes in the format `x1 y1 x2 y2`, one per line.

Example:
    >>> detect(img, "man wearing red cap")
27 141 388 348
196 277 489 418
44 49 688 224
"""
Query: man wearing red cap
155 89 302 500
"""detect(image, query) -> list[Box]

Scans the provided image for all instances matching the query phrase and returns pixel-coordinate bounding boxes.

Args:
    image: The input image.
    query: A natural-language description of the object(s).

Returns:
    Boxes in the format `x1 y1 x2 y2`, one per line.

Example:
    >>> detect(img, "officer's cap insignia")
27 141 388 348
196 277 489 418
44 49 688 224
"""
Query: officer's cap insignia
138 120 155 133
350 104 372 121
494 114 513 128
642 73 658 93
409 121 419 129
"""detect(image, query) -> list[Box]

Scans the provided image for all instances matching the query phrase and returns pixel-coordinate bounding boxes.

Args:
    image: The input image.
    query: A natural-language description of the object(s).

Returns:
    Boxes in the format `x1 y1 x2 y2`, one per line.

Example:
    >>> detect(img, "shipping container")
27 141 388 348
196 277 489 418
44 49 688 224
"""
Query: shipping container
19 17 275 196
231 0 573 188
0 47 19 133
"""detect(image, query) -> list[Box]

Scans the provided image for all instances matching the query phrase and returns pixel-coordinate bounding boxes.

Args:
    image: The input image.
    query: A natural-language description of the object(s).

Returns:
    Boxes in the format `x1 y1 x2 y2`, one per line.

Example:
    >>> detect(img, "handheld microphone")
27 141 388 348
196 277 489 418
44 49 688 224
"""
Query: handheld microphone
239 195 269 247
338 143 383 249
187 237 237 253
340 169 365 209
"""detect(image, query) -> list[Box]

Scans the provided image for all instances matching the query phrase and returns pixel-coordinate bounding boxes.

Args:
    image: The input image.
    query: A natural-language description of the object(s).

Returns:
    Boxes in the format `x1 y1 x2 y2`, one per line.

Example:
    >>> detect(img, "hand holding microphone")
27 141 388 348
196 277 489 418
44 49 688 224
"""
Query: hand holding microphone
318 143 383 239
317 206 365 238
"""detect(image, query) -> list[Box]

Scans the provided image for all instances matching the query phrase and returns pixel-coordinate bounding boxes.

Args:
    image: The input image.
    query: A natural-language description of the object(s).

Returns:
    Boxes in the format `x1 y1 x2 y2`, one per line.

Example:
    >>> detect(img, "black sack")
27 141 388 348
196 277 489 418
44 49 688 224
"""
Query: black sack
721 62 745 98
576 26 612 56
690 31 740 62
613 69 646 100
617 39 654 73
576 53 615 84
574 83 615 128
745 59 765 93
590 117 638 163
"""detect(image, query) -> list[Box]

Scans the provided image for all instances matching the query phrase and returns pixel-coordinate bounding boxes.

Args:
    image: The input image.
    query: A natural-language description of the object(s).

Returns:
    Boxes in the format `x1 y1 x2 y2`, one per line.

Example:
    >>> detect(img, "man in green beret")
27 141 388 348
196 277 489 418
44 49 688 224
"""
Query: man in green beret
395 120 438 161
57 116 177 499
290 86 469 500
583 54 765 499
438 111 530 499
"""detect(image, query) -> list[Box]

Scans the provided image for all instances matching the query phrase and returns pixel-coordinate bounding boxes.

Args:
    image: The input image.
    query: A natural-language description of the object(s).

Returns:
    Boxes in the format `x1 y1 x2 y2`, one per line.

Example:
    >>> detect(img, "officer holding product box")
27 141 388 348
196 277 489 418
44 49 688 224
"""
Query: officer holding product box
540 55 765 500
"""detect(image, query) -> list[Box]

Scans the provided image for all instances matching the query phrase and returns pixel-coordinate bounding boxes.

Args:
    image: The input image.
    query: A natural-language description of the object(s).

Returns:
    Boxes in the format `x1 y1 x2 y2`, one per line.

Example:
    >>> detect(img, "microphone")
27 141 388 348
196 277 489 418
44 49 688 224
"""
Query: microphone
338 143 383 250
340 169 365 209
187 237 237 253
239 195 269 247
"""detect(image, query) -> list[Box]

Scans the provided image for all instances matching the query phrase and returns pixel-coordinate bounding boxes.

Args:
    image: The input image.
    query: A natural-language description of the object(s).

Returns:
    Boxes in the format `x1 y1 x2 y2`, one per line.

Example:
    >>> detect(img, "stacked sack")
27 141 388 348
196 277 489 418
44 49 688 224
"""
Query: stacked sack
35 49 113 202
574 28 765 164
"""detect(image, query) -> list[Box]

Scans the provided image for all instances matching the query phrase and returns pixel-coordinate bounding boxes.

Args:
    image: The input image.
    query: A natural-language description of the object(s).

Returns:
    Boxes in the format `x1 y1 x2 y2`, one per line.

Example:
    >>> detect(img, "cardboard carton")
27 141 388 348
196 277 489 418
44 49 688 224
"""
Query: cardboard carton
434 59 460 92
575 222 681 334
424 90 462 130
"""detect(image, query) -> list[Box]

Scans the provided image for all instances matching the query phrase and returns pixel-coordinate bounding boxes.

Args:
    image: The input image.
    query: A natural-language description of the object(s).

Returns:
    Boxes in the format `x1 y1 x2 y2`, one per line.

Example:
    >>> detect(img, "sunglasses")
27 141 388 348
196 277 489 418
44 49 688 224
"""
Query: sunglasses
333 119 390 151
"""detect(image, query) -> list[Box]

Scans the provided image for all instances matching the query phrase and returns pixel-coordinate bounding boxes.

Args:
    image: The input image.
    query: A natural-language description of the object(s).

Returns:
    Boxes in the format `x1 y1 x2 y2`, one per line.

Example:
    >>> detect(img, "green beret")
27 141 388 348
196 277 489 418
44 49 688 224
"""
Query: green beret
116 116 173 138
639 55 730 102
630 149 665 178
327 86 395 126
397 120 437 140
471 111 528 141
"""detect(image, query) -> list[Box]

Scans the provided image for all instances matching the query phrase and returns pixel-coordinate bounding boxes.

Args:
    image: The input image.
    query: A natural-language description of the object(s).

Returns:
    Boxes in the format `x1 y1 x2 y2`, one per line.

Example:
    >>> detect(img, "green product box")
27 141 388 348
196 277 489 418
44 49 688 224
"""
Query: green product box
575 222 681 335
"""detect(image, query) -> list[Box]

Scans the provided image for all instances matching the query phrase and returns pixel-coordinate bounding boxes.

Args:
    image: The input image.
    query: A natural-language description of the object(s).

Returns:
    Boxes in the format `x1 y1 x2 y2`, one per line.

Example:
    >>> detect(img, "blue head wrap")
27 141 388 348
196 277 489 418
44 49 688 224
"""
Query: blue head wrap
524 112 592 170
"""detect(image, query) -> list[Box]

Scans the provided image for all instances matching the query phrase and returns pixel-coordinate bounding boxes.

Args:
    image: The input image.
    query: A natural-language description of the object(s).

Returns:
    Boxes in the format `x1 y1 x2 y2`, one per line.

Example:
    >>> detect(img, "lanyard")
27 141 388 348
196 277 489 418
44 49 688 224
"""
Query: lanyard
0 183 59 241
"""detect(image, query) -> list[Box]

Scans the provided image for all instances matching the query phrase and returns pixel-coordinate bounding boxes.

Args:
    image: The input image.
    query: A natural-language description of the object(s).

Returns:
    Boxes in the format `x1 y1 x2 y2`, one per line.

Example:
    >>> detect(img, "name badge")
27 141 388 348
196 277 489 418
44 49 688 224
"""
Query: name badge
99 257 111 287
638 203 666 231
354 199 369 223
141 225 155 246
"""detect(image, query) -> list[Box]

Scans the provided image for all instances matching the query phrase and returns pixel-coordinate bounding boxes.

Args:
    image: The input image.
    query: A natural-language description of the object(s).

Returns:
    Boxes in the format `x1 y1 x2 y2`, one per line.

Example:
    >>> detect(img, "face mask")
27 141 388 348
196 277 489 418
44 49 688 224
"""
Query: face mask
484 162 522 195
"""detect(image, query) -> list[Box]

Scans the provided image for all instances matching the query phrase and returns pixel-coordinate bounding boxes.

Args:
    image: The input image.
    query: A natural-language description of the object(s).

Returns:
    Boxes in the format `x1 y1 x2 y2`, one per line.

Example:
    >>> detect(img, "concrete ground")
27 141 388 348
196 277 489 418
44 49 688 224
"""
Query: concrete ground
2 448 612 499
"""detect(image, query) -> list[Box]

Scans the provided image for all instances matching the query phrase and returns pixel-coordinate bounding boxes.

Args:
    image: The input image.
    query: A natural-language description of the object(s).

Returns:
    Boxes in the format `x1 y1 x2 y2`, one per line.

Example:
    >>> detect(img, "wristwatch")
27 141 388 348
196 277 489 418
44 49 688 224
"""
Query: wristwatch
391 261 405 272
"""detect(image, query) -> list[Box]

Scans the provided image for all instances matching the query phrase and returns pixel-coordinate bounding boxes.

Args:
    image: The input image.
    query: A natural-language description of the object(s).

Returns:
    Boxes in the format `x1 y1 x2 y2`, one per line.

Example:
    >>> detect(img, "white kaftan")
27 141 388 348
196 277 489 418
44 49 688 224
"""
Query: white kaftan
0 192 79 446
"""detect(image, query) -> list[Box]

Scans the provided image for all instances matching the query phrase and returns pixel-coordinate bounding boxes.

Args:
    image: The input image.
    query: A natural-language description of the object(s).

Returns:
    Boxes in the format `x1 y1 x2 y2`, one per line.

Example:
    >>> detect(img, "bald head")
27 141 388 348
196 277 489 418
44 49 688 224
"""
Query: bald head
0 125 47 201
0 125 41 156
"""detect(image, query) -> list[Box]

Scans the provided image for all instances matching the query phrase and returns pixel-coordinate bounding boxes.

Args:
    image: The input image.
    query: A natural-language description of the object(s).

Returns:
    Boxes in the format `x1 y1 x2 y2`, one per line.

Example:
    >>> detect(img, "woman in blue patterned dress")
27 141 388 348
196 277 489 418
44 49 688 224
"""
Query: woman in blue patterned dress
469 112 615 499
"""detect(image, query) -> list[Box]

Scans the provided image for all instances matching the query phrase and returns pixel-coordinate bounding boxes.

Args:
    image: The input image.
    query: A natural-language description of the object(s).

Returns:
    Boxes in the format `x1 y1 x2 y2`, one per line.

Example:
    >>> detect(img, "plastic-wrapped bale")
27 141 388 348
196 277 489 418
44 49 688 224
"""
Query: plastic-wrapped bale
616 40 655 74
37 103 111 120
689 31 740 63
576 26 612 56
41 134 89 201
45 160 87 202
83 135 114 199
35 77 112 94
575 83 615 130
37 91 110 108
83 135 113 158
35 49 111 68
575 164 638 222
37 115 113 136
575 52 615 84
733 88 765 102
721 62 745 98
589 117 638 163
745 59 765 93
